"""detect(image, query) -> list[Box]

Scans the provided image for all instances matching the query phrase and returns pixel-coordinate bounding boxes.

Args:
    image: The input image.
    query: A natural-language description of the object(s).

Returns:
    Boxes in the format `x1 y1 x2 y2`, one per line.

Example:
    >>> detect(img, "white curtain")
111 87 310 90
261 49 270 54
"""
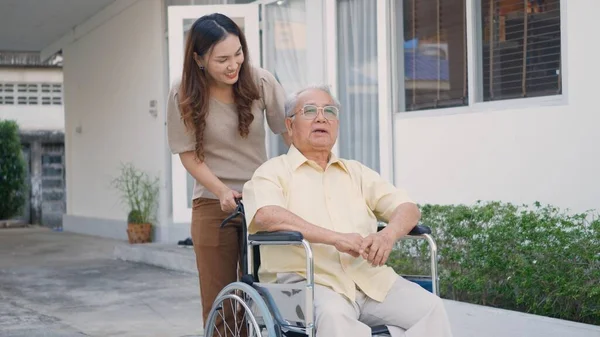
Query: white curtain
263 0 308 158
337 0 380 172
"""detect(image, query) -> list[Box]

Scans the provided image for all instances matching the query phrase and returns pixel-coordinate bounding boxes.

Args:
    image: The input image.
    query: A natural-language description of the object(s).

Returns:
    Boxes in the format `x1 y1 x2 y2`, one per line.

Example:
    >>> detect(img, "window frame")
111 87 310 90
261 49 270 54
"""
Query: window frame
392 0 568 119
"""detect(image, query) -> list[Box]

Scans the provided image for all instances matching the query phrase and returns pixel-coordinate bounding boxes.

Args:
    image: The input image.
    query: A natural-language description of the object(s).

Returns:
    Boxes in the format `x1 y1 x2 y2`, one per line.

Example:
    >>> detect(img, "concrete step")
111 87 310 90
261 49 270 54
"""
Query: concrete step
113 243 198 275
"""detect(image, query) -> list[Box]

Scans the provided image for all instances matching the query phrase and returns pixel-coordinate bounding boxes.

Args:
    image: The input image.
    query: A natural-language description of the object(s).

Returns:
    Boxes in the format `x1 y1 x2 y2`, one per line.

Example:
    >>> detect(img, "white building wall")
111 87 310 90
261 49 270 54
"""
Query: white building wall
0 68 64 131
62 0 171 241
393 0 599 213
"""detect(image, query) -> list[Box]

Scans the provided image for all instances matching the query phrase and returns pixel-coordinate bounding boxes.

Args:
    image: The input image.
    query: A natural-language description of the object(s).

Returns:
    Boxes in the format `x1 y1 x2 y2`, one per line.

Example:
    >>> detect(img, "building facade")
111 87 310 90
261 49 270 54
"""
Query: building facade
1 0 588 243
0 52 66 227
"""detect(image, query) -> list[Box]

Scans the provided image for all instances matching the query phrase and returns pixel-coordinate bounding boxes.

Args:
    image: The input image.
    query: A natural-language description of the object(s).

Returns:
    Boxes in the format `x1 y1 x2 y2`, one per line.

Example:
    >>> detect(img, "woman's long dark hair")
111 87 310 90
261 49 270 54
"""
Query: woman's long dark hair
179 13 260 161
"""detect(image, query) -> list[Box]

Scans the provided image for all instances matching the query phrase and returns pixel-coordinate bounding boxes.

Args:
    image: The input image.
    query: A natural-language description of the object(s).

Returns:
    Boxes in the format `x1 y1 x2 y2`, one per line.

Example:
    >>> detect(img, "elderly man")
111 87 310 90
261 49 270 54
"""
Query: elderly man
242 85 453 337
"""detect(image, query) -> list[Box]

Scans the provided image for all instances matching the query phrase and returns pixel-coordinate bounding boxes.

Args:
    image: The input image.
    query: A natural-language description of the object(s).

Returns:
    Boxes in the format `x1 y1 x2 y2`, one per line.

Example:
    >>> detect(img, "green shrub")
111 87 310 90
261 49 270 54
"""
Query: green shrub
0 120 27 220
388 201 599 325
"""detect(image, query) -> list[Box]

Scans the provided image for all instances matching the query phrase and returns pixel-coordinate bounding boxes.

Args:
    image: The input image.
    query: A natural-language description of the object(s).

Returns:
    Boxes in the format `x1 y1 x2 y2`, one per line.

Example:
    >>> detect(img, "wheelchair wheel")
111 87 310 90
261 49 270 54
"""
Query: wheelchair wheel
204 281 279 337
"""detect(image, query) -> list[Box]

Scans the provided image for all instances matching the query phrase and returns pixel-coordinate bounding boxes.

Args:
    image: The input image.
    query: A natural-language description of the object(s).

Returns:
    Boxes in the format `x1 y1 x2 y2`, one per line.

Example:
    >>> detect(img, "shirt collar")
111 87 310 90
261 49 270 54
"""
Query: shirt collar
286 144 348 173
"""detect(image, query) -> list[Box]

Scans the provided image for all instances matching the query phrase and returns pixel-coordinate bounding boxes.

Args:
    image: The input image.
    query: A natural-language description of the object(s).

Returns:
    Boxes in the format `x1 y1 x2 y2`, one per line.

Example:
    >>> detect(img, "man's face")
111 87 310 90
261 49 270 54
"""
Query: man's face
285 88 339 153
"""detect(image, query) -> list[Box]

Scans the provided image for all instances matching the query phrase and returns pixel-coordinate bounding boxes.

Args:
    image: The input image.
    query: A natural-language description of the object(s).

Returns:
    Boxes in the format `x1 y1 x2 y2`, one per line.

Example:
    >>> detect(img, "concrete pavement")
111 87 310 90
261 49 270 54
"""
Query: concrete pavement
116 237 600 337
1 227 599 337
0 227 202 337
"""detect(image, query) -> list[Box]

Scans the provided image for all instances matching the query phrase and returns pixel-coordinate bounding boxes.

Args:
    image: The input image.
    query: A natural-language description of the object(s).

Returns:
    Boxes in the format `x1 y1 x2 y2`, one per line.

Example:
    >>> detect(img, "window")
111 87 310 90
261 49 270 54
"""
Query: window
482 0 561 101
394 0 562 113
398 0 468 111
0 82 63 106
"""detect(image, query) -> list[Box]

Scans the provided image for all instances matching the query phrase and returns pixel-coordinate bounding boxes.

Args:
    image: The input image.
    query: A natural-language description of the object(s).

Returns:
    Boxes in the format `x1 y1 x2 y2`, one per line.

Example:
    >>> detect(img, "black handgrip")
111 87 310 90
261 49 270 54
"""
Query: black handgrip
220 211 240 228
409 224 432 235
220 199 244 228
377 224 432 235
248 231 304 242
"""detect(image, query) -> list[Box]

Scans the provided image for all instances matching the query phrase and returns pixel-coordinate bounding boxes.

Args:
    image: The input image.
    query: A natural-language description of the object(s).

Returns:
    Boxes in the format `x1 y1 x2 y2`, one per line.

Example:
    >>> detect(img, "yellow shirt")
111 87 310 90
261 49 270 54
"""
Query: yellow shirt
242 145 414 302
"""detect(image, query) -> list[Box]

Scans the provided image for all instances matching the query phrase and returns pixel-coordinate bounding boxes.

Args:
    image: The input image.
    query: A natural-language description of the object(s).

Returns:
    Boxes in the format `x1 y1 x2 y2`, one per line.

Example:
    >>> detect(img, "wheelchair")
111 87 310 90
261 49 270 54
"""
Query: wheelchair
204 201 439 337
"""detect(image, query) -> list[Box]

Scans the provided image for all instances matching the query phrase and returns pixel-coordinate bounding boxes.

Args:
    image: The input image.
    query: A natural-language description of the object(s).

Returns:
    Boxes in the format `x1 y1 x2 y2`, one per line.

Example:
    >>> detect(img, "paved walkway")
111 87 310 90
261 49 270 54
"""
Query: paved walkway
1 227 599 337
0 227 202 337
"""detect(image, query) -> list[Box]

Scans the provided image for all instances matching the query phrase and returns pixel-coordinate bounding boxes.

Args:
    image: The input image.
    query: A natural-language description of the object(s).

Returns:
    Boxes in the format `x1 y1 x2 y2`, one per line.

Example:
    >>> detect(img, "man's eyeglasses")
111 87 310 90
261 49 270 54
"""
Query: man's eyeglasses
290 105 339 120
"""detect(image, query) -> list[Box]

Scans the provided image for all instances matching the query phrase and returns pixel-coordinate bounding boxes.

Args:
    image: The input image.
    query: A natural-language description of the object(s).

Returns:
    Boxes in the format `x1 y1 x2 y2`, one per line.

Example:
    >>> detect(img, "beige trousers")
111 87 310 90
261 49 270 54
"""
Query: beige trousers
278 274 453 337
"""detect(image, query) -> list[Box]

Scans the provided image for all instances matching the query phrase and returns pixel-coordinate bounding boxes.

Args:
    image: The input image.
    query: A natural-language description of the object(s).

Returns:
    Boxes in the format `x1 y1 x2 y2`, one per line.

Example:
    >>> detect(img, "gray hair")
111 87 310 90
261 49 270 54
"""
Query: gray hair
284 84 342 117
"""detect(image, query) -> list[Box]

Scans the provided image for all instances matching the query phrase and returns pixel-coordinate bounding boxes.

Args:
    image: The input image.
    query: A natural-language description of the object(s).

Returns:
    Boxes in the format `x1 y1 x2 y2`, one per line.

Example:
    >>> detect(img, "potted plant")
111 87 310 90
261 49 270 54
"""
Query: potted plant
111 162 159 244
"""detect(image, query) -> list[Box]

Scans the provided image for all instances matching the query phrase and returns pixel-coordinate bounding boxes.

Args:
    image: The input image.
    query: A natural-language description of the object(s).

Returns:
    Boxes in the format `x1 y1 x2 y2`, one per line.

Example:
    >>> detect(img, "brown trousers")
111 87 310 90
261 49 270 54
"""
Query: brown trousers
191 198 246 337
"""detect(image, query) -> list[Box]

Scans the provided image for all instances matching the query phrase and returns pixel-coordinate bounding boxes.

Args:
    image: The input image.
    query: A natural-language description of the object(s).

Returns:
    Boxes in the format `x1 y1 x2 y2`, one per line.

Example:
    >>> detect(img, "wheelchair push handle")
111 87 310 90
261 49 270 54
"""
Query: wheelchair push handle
220 198 244 228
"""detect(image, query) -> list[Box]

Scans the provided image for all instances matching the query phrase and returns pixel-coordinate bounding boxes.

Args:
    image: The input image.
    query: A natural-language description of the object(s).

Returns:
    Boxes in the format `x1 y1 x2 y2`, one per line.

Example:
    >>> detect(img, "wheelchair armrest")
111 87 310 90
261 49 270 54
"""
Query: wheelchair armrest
377 224 432 235
408 224 432 235
248 231 304 242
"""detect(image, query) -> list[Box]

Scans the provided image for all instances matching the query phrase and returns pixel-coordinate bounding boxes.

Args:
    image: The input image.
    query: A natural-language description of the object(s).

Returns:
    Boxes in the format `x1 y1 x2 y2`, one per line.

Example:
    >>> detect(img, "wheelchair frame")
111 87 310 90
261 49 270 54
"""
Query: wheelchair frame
207 200 439 337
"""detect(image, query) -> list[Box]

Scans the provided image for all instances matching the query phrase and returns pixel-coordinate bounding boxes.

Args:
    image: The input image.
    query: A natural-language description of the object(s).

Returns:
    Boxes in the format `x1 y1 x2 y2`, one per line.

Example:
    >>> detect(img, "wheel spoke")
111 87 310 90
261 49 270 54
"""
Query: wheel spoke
205 282 277 337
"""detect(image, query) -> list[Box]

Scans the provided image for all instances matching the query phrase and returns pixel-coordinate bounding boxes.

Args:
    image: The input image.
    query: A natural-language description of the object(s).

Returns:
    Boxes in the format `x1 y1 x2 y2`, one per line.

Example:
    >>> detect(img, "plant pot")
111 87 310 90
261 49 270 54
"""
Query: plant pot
127 223 152 244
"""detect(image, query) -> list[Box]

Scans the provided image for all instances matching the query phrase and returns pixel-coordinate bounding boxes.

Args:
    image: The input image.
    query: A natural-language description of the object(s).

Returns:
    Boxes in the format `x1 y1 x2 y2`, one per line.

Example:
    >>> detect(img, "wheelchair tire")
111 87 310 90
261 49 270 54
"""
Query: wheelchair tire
205 281 279 337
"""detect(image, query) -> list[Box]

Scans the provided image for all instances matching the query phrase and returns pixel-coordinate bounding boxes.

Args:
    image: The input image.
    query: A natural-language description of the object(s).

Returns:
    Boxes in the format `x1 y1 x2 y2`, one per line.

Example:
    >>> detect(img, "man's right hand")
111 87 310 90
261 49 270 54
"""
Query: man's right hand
333 233 364 258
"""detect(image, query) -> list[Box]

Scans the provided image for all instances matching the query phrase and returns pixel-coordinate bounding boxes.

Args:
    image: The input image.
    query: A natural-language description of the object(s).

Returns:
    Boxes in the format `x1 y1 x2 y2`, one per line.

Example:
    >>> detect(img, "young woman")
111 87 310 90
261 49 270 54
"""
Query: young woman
166 13 290 334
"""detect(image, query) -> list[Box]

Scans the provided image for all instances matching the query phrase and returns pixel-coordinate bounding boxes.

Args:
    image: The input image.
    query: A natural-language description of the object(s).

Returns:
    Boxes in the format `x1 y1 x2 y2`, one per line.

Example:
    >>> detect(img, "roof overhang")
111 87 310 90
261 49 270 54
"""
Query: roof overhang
0 0 127 60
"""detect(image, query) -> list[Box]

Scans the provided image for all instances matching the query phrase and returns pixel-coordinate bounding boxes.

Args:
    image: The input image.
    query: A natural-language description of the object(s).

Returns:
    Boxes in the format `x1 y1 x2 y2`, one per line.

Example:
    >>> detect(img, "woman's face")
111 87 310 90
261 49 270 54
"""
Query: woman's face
200 33 245 87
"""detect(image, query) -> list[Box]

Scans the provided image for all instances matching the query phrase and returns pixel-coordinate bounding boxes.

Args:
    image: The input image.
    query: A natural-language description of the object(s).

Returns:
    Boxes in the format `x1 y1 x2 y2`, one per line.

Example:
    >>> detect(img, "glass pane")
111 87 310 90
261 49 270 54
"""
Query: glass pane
263 0 307 158
42 179 63 189
399 0 468 111
43 167 63 176
42 155 62 165
337 0 379 172
481 0 561 101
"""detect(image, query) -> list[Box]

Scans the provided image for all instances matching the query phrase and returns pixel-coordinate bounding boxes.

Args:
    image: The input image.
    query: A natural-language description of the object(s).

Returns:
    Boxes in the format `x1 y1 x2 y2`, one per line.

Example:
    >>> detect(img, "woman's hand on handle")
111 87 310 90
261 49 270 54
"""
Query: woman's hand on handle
217 188 242 213
179 151 238 211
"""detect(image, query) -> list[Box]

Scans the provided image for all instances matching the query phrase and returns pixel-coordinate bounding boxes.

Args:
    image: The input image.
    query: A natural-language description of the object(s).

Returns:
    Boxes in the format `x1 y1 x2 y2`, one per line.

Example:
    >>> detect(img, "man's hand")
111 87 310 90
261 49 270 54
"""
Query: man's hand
333 233 364 258
360 231 396 266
